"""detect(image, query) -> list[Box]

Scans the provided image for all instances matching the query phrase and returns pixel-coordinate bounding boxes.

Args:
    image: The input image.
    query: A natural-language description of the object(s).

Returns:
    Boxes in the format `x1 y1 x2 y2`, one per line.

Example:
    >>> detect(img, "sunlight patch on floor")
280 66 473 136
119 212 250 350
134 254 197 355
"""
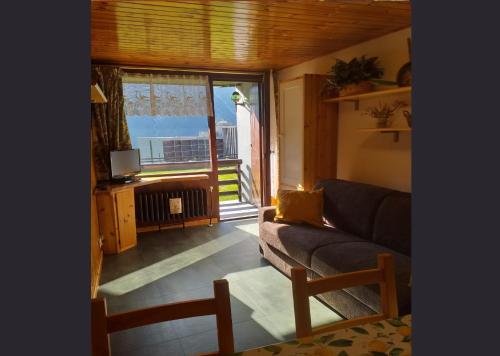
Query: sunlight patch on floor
224 265 343 341
233 221 259 237
99 231 249 296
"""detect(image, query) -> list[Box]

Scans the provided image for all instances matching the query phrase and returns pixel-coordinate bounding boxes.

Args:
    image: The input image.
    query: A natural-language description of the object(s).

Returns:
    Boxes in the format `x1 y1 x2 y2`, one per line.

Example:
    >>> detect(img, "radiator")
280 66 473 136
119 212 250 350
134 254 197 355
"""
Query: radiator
135 188 208 226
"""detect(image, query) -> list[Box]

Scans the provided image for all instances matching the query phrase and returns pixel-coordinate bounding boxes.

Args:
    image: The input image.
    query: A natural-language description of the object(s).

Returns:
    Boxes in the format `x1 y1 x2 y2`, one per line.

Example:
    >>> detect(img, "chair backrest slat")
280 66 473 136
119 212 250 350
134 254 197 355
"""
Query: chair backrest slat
91 279 234 356
291 253 399 338
307 268 384 296
106 298 216 333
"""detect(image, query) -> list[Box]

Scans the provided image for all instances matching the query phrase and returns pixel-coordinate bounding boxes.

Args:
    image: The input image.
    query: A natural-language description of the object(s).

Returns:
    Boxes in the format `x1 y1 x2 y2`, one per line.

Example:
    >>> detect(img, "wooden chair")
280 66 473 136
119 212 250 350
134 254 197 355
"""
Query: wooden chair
91 279 234 356
291 253 398 338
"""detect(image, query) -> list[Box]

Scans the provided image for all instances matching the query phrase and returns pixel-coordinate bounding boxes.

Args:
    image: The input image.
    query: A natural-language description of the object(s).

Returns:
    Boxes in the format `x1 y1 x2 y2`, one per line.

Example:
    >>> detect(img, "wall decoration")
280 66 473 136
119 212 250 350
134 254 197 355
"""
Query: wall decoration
403 110 412 127
364 100 407 128
397 38 412 87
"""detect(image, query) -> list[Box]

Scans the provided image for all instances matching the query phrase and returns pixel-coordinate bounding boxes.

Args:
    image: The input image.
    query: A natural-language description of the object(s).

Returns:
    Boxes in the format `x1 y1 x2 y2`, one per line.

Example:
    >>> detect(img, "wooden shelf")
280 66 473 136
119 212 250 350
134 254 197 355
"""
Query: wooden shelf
324 86 411 110
358 128 411 133
96 174 210 194
358 127 411 142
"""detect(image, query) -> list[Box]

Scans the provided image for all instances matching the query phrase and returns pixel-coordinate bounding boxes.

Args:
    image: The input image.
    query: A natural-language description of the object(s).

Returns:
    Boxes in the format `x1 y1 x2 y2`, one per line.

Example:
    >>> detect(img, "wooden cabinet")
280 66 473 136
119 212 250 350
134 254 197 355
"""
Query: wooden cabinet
96 188 137 254
279 74 339 191
115 189 137 251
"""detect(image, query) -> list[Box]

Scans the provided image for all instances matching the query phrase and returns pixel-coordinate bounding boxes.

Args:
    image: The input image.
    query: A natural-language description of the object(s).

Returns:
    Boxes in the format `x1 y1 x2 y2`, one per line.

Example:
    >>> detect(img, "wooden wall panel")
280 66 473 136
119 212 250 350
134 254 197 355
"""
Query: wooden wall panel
303 74 338 191
91 1 411 71
91 145 103 297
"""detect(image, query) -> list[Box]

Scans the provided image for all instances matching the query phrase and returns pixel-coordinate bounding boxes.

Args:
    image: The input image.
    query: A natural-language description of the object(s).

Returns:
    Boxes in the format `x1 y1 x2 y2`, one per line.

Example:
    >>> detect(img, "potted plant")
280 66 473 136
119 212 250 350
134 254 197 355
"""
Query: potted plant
325 56 394 97
363 100 406 128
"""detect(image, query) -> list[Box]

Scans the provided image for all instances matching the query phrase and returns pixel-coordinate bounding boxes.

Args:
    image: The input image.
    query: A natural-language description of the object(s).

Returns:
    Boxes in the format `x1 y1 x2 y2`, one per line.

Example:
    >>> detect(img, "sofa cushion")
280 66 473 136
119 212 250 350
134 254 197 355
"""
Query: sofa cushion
310 242 411 315
259 221 365 267
274 188 324 227
314 179 394 240
372 192 411 256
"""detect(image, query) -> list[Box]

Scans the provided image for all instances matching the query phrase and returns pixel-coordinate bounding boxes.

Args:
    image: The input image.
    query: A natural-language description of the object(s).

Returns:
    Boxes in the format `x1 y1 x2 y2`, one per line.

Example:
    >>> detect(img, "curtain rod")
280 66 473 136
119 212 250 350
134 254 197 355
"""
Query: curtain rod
92 62 266 76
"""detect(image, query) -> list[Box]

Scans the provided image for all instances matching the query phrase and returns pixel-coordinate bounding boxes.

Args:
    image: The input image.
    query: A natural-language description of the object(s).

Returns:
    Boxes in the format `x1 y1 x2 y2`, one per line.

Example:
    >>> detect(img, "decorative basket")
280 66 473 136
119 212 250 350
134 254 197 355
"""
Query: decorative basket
338 80 374 97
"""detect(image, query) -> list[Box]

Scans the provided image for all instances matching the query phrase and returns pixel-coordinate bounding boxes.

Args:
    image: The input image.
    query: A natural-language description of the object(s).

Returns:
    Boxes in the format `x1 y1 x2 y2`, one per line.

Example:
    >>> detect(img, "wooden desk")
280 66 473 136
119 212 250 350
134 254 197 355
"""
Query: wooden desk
95 174 210 254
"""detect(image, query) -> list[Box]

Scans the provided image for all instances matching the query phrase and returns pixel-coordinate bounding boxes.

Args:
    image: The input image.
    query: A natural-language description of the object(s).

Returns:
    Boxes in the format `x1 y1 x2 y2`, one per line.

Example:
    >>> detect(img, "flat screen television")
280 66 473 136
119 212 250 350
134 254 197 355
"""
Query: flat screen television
110 149 141 180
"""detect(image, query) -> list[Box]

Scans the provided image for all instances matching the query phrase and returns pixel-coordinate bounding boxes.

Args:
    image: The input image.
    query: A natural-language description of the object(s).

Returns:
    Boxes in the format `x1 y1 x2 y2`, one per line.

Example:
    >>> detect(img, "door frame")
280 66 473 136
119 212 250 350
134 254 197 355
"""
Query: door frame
210 72 271 207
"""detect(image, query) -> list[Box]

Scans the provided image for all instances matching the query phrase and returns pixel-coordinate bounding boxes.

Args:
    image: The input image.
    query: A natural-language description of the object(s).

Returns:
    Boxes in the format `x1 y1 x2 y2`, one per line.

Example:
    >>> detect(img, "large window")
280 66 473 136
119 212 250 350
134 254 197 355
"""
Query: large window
122 73 214 175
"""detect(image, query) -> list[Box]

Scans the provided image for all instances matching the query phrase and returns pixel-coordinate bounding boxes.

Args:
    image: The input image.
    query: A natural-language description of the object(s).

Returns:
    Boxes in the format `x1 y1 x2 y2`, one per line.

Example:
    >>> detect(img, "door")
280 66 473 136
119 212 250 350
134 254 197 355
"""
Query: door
212 79 264 220
279 78 304 190
115 189 137 252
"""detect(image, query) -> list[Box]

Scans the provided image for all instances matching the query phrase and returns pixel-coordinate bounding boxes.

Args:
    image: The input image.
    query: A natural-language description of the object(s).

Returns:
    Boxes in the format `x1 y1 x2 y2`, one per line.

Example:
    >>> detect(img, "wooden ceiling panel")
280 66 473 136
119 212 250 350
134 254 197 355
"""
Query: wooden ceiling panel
91 0 411 71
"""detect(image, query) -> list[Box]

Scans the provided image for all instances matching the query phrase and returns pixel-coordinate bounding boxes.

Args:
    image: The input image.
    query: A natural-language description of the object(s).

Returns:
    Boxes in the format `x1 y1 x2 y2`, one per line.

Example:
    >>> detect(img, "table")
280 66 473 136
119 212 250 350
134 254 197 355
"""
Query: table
235 314 411 356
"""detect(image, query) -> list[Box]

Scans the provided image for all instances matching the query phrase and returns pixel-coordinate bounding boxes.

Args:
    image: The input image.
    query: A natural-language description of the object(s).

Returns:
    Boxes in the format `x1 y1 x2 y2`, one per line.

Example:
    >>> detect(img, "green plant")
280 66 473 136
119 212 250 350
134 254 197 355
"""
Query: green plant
326 56 395 92
364 100 406 119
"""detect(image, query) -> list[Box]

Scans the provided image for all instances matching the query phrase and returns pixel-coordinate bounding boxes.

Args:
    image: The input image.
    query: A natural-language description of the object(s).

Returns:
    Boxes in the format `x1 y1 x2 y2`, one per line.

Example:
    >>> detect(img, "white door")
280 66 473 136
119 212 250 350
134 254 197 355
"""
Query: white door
279 78 304 190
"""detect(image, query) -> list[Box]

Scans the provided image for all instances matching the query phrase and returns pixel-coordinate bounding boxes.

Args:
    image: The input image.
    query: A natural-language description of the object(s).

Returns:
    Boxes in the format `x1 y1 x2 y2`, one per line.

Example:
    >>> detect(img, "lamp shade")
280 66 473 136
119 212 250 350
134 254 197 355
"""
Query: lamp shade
91 83 107 103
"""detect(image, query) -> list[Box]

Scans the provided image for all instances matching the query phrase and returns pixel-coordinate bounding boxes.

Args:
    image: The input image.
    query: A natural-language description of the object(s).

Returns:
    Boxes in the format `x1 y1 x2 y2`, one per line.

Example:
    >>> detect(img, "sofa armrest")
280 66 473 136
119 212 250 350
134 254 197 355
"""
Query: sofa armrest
259 206 277 224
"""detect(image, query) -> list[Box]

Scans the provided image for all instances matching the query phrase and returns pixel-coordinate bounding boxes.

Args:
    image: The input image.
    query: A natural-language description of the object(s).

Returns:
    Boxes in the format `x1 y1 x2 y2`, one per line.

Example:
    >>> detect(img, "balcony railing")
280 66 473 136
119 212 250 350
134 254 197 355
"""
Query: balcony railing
218 159 242 202
138 158 242 201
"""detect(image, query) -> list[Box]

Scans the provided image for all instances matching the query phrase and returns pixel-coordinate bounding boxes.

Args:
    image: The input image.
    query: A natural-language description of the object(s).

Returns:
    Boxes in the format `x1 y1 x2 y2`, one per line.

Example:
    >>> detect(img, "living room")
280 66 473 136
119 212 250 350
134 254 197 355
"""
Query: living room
7 1 500 356
90 1 411 355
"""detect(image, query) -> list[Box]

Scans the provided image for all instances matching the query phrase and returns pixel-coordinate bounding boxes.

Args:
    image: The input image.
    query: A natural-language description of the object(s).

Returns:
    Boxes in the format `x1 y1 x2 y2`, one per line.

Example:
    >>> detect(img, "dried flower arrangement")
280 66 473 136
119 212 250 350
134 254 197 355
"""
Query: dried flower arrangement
363 100 407 128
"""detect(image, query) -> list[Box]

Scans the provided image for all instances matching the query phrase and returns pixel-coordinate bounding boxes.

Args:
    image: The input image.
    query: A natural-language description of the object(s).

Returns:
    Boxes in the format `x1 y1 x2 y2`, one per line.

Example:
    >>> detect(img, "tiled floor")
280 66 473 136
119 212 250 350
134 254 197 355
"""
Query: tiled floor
98 218 342 356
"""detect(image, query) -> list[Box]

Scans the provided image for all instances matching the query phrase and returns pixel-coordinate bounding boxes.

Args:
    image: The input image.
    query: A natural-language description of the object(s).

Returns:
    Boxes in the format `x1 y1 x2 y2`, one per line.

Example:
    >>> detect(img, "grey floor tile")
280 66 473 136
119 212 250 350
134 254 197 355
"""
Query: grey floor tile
233 319 280 352
179 328 219 356
111 338 184 356
171 315 217 339
110 322 179 354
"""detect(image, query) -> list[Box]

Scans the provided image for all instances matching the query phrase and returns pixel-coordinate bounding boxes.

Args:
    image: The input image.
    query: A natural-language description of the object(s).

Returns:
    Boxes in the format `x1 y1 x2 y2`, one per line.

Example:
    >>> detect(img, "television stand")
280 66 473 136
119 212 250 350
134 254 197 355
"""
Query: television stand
111 176 141 184
95 174 212 255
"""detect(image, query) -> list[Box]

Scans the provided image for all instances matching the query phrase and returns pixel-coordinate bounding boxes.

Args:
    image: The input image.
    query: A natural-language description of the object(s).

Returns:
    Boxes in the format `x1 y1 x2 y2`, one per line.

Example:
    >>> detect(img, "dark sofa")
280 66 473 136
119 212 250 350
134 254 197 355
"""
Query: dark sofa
258 179 411 319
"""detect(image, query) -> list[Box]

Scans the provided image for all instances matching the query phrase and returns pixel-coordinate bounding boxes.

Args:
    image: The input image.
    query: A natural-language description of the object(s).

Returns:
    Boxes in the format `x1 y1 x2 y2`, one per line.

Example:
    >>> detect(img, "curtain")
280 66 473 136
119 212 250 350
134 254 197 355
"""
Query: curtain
91 65 131 181
122 73 213 117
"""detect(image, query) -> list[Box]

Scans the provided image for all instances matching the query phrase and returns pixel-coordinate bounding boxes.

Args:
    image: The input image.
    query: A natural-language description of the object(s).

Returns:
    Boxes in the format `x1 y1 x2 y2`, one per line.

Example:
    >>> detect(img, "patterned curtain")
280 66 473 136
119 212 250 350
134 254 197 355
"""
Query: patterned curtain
122 73 213 117
91 65 132 181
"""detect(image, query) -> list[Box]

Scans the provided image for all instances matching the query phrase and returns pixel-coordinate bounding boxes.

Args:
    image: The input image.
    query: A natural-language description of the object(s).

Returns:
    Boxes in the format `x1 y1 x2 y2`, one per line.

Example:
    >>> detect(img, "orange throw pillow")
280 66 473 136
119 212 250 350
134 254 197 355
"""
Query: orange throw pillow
274 188 324 227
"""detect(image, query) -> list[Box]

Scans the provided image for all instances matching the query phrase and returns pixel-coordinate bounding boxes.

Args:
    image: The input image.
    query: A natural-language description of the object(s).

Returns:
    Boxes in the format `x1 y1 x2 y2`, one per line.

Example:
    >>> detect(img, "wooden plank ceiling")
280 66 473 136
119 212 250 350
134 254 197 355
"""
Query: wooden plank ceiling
91 0 411 71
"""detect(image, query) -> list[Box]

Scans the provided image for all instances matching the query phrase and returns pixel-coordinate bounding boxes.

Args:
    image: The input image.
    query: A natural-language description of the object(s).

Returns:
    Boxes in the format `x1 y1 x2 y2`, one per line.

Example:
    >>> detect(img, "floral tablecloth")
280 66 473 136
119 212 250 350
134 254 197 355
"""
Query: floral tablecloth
234 314 411 356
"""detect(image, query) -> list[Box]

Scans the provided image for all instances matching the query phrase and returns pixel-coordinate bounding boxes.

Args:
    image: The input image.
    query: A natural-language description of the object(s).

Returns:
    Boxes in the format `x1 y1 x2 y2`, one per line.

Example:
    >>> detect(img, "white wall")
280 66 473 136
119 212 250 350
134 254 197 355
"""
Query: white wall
236 103 253 203
278 28 412 192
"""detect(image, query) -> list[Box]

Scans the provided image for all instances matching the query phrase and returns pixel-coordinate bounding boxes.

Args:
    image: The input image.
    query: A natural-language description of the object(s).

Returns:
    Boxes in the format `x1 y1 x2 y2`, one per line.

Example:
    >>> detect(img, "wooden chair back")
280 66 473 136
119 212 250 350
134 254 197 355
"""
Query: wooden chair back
291 253 398 338
91 279 234 356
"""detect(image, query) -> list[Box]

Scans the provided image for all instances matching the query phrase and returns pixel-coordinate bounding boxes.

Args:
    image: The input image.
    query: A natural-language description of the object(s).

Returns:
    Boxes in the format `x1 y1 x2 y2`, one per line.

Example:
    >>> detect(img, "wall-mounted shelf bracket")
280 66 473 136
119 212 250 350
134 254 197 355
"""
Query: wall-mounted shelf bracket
380 130 401 142
358 127 411 143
